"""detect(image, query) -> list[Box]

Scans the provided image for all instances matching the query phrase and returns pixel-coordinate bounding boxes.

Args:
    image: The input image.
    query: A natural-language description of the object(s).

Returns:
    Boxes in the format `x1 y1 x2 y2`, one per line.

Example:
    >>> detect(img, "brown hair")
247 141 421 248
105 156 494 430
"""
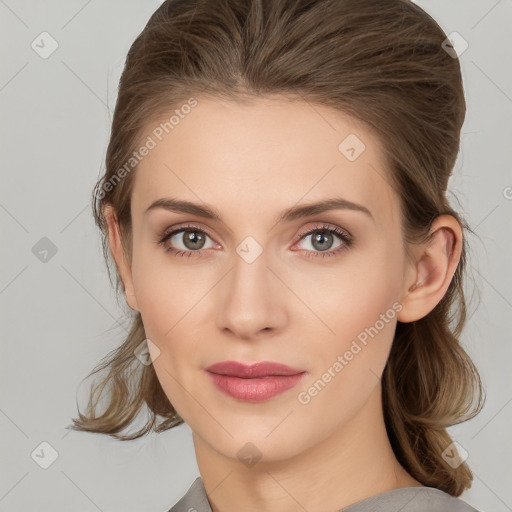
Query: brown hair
68 0 484 496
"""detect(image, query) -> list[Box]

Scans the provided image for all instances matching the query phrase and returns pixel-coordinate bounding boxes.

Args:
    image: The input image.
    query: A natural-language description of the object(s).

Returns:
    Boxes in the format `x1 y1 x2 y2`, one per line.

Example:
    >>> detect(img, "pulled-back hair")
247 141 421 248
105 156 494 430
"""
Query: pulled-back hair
68 0 484 496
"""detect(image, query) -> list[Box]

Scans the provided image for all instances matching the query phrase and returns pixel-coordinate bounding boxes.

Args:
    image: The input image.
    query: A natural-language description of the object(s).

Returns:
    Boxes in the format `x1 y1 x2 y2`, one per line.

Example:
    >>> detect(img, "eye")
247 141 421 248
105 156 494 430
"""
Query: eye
157 224 217 258
293 223 352 259
157 222 353 259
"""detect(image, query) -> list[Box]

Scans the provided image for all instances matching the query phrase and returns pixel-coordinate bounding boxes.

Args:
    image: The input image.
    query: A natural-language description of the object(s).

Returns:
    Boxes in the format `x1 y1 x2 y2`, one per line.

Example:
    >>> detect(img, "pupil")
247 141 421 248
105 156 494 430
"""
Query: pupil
313 232 332 251
184 230 204 249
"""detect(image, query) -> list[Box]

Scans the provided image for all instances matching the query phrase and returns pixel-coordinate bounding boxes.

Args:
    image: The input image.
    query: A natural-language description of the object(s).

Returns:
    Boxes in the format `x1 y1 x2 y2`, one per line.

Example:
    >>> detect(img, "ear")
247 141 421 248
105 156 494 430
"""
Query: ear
103 205 140 312
397 214 462 323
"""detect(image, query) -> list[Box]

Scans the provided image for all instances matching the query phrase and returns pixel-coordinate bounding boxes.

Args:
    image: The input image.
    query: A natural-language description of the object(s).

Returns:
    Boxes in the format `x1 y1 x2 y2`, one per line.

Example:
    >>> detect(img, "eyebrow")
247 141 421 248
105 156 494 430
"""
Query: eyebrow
144 196 374 224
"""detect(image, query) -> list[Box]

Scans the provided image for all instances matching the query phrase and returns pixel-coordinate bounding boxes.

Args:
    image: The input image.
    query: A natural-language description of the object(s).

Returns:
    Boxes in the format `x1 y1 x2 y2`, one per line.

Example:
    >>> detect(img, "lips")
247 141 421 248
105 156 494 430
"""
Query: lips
205 360 304 378
205 361 307 402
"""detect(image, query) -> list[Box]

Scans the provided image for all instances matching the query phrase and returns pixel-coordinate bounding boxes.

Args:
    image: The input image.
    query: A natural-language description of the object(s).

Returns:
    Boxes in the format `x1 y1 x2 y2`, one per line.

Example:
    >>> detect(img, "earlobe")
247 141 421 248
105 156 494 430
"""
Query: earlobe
103 205 140 312
125 291 140 312
397 215 462 323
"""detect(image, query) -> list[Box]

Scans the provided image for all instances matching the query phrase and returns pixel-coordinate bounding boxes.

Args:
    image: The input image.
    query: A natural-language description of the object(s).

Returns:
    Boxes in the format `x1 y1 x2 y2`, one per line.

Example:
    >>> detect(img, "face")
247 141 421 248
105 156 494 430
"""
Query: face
120 96 414 462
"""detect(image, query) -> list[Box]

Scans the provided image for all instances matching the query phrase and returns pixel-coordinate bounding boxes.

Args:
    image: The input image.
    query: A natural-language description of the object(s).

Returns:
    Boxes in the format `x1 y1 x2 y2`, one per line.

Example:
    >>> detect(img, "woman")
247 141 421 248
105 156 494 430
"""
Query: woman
69 0 484 510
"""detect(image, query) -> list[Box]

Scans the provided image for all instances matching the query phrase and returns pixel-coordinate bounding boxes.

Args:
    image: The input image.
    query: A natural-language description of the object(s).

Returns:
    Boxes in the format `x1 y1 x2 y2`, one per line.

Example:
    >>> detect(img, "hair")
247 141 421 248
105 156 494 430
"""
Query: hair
68 0 484 497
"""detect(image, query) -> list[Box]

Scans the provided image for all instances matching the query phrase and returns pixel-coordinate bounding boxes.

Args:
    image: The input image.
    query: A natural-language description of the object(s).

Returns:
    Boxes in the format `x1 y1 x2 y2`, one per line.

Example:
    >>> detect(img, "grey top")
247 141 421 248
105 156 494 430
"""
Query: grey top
166 477 480 512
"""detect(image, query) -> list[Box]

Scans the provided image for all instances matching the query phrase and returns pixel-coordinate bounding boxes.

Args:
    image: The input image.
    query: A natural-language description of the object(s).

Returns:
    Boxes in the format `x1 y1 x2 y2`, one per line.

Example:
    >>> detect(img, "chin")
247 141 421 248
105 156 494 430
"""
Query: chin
207 430 310 466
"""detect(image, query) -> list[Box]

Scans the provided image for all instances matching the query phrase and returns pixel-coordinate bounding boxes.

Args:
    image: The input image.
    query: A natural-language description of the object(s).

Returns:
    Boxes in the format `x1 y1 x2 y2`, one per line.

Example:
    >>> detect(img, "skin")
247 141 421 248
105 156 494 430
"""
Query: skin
104 96 462 512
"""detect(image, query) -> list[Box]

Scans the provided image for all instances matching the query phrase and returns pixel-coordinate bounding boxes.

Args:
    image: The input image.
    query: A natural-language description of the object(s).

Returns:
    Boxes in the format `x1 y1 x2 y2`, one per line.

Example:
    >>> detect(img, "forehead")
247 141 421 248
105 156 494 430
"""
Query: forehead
131 96 400 228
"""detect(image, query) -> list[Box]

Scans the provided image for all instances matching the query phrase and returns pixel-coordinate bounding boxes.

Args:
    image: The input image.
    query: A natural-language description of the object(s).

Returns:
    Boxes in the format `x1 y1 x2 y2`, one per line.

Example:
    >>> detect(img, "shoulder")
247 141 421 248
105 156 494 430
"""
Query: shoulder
165 479 481 512
339 485 481 512
165 477 212 512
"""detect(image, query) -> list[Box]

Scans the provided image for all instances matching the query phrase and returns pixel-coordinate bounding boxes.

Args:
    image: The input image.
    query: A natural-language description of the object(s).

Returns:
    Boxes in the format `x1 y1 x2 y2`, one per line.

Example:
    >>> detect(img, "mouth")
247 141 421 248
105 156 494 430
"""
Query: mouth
205 360 307 402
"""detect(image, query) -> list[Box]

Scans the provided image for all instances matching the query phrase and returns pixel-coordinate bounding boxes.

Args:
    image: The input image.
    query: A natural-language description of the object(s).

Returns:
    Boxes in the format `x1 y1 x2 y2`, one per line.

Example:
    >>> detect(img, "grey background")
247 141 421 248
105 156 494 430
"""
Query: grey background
1 0 511 511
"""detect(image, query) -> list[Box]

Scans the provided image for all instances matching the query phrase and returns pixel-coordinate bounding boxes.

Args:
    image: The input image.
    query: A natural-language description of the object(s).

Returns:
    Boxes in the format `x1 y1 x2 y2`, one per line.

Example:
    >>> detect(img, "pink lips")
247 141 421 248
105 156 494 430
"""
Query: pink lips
205 361 307 402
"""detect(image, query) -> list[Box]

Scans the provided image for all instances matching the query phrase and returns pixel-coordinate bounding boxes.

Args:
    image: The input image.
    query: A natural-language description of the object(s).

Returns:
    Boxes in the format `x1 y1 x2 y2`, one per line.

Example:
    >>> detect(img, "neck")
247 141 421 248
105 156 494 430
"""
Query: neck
193 384 421 512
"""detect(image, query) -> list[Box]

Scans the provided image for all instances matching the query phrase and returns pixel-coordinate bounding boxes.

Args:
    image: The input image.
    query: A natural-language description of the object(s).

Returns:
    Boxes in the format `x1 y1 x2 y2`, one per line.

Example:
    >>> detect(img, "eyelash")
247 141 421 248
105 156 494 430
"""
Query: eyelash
157 223 353 260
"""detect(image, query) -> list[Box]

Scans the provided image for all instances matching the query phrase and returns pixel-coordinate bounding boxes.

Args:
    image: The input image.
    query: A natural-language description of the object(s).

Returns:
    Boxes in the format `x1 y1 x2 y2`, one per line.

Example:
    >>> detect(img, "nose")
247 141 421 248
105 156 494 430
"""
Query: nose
215 249 288 341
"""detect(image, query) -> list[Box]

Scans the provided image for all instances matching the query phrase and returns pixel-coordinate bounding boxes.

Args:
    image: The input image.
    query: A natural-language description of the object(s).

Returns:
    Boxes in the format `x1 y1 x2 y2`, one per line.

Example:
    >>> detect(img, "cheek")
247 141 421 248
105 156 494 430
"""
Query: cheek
129 247 202 388
294 268 402 429
289 244 403 345
132 254 205 419
130 241 205 332
292 245 404 402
